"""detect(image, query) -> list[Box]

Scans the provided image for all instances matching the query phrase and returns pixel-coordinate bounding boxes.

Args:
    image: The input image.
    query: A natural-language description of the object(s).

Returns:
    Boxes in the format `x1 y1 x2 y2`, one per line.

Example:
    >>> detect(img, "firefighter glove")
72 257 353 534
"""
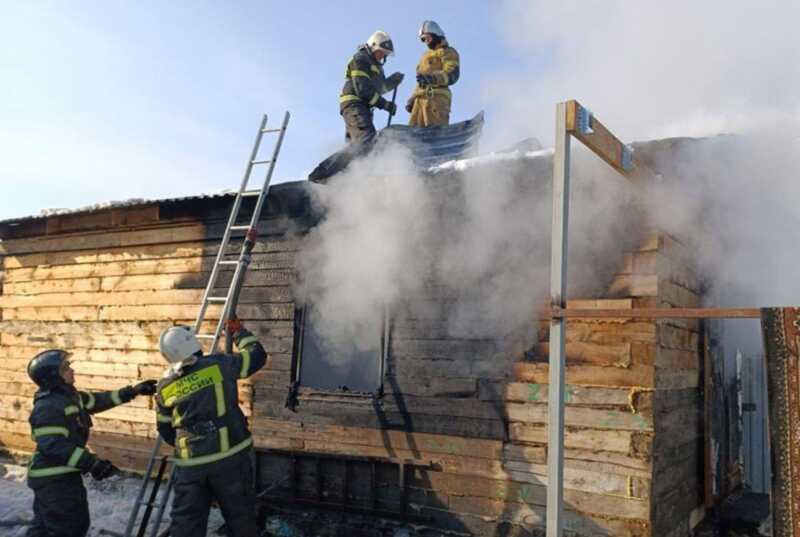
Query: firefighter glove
132 379 157 396
89 458 118 481
416 73 436 86
405 97 415 113
385 72 404 90
381 100 397 116
226 316 243 337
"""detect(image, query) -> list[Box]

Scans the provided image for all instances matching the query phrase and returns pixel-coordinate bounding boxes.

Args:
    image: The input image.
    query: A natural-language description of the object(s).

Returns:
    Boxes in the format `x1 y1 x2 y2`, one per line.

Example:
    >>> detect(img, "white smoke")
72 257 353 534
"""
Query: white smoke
487 0 800 149
297 0 800 368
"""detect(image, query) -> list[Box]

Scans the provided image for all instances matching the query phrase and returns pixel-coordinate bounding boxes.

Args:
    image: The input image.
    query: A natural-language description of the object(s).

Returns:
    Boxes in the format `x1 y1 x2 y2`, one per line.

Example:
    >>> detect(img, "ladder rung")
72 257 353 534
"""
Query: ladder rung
241 190 262 197
195 334 216 339
205 297 227 303
261 128 283 133
219 260 239 265
138 500 166 508
251 159 273 165
230 225 250 231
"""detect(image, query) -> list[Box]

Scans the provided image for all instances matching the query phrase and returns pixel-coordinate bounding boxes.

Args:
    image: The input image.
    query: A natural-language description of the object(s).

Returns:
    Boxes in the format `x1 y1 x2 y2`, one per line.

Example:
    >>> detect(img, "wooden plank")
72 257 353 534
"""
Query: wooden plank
2 237 300 269
564 100 631 175
478 381 645 407
549 307 761 319
505 403 652 431
536 341 632 367
514 362 655 388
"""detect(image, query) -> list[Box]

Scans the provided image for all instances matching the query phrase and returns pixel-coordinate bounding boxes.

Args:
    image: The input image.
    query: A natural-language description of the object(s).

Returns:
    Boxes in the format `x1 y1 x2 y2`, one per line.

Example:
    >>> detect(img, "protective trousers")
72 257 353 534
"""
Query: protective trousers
408 93 451 127
342 102 376 157
169 448 257 537
27 473 90 537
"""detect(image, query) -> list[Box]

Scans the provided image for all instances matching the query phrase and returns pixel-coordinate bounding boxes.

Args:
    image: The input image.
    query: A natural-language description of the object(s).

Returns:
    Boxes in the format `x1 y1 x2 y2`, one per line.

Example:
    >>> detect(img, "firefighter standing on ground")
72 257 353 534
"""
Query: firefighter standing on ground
407 20 460 127
339 30 405 155
26 350 156 537
154 319 267 537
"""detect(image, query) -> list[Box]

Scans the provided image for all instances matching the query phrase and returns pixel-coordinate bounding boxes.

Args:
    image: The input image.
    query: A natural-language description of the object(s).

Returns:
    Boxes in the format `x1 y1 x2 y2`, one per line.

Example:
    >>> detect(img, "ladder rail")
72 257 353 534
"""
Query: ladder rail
194 114 269 336
123 436 164 537
125 111 290 537
212 111 291 354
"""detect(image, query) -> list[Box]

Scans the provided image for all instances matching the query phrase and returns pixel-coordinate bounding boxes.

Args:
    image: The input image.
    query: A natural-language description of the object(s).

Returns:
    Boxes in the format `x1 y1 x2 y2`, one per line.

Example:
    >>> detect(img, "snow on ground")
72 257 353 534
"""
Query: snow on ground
0 459 226 536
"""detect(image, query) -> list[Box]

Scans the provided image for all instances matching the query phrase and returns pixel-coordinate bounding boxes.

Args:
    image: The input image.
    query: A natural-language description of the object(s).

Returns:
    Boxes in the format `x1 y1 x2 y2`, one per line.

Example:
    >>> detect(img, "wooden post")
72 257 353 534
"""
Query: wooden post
547 101 571 537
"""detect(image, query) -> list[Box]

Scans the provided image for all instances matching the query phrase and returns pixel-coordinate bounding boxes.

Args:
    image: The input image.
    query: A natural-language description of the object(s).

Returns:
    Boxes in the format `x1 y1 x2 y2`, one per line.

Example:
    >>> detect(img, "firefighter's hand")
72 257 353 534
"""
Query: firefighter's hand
226 316 243 337
405 98 415 114
416 73 436 87
132 379 157 396
381 101 397 116
386 72 404 89
89 458 118 481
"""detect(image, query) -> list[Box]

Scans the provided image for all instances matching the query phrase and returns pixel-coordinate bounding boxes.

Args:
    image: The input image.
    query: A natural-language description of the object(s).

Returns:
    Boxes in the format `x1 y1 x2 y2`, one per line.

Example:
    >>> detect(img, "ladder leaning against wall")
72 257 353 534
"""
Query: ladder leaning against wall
124 111 291 537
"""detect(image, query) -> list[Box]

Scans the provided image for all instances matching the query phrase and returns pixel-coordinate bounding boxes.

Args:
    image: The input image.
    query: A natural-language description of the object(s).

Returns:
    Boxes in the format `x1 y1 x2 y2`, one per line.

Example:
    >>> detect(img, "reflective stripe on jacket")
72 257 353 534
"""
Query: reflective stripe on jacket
340 45 389 110
28 384 134 479
155 329 266 467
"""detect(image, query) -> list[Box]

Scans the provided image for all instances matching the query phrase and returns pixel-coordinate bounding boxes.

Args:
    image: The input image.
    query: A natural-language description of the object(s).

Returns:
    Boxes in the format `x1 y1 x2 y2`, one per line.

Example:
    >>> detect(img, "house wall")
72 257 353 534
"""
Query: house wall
0 188 707 537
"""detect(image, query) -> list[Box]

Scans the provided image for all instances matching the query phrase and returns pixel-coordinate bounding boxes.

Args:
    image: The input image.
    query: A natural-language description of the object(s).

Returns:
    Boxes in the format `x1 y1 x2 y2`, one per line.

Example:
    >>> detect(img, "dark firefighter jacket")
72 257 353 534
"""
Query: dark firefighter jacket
155 329 266 467
28 384 136 480
340 45 396 111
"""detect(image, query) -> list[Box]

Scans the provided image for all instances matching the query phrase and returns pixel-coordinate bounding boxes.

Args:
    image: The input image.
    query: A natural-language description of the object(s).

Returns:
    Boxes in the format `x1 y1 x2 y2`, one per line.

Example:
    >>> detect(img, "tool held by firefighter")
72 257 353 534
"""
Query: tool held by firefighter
26 349 156 537
154 319 268 537
407 20 460 127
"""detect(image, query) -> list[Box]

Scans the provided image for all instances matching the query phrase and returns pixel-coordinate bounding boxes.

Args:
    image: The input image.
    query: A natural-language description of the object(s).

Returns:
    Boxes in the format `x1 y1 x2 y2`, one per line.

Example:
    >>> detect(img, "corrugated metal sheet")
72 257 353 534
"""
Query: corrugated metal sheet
379 111 485 170
0 191 238 226
308 112 485 183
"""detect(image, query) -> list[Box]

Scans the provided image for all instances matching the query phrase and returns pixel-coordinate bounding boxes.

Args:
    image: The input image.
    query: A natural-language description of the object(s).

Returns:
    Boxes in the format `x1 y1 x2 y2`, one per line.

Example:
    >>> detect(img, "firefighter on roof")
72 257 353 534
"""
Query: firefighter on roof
154 319 267 537
407 20 460 127
26 349 156 537
339 30 405 156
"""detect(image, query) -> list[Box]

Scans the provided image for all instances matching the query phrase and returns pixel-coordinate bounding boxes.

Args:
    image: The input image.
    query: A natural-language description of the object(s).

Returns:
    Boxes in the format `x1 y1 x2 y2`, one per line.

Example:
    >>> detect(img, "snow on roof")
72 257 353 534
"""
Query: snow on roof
429 147 554 174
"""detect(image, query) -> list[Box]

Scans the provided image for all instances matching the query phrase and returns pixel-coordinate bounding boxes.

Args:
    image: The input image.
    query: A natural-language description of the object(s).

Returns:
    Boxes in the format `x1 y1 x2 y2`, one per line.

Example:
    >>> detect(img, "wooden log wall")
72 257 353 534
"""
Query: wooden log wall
0 189 706 536
0 189 310 470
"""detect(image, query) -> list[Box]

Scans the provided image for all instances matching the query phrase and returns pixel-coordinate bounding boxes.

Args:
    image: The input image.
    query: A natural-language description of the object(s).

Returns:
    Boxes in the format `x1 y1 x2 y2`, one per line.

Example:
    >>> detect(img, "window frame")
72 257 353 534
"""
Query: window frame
290 304 390 399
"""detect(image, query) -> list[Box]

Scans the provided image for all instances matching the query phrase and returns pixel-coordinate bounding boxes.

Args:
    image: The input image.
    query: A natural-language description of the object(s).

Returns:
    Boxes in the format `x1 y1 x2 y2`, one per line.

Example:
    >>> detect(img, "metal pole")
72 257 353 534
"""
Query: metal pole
547 102 571 537
386 87 398 128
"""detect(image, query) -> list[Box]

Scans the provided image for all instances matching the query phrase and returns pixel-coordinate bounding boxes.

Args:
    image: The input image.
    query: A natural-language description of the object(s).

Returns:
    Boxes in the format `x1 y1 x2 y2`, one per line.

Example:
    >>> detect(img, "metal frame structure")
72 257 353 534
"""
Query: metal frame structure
545 100 761 536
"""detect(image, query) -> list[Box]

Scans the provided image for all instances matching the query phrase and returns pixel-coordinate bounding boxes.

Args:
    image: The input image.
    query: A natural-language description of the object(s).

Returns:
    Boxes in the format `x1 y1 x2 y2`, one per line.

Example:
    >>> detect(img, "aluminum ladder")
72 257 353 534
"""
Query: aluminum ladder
124 111 290 537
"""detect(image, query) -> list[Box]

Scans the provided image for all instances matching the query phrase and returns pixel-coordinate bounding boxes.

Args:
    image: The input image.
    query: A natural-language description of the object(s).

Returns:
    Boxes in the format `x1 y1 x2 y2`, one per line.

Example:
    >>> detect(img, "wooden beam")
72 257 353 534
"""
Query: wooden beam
565 100 632 175
548 307 761 319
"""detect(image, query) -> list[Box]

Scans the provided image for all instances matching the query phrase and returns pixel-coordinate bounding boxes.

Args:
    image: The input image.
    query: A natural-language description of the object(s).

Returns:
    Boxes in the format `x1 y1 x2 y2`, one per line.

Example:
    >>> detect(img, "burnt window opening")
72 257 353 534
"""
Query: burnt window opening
292 305 389 395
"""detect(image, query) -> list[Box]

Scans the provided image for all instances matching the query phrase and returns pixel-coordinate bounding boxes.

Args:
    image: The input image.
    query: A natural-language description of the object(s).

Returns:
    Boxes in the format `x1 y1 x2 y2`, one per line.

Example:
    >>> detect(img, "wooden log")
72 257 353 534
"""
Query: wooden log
508 423 635 454
536 341 632 367
3 237 301 269
549 307 760 319
505 403 652 431
478 380 647 408
514 362 655 388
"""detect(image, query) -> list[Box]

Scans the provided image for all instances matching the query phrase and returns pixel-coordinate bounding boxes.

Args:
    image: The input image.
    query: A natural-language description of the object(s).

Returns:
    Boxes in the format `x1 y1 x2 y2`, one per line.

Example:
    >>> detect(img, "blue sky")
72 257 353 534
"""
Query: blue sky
0 1 541 221
3 1 798 222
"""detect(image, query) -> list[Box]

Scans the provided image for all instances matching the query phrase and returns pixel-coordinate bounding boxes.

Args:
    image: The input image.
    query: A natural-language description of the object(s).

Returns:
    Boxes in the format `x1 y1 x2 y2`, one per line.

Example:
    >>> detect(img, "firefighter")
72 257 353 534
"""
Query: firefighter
407 20 460 127
339 30 404 156
26 349 157 537
154 318 267 537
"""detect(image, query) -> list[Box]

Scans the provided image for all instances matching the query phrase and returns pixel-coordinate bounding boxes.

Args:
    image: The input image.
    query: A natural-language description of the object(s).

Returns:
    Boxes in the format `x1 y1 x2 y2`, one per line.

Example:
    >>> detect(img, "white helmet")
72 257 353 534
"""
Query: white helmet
419 20 445 40
159 326 202 363
366 30 394 56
